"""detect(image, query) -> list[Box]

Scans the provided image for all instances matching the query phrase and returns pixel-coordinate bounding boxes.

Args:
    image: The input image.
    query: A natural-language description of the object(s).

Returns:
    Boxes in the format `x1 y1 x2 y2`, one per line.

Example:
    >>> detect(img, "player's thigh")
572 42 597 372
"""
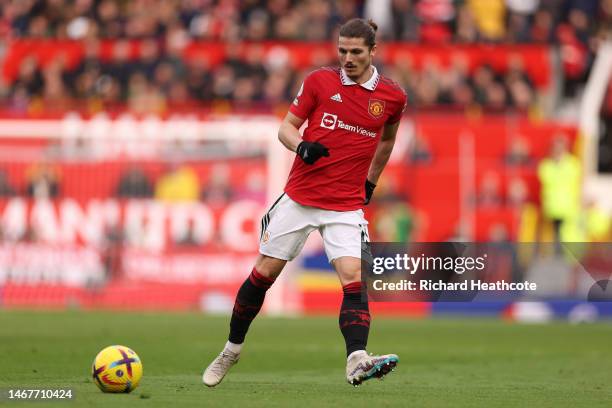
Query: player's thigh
320 209 370 284
259 194 317 262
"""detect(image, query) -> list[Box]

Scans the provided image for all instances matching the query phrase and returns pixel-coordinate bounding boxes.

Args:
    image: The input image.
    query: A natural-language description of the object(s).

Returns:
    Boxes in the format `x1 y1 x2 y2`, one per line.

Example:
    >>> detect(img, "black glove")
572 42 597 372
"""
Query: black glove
364 179 376 205
296 141 329 165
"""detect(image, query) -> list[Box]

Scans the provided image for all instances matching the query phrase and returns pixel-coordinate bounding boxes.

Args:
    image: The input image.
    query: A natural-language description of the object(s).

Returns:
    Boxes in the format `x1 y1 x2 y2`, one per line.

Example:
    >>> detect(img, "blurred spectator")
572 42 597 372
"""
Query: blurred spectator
201 164 234 206
116 167 154 198
530 8 555 43
236 170 266 202
598 81 612 173
475 172 503 207
185 57 213 101
414 57 442 105
504 137 534 166
409 136 433 164
504 56 535 109
0 0 607 113
25 162 61 199
505 0 539 43
2 0 606 46
537 134 581 248
506 177 528 207
454 4 479 42
103 40 136 97
416 0 454 43
369 176 416 241
448 219 471 242
466 0 506 41
485 222 521 283
101 220 124 281
211 64 236 100
557 22 589 97
155 162 200 202
389 0 420 41
585 199 611 241
484 82 509 109
12 57 44 98
472 65 496 105
438 54 471 105
372 202 415 243
507 176 531 242
137 39 161 79
66 38 102 99
42 56 70 108
488 222 510 242
0 170 16 197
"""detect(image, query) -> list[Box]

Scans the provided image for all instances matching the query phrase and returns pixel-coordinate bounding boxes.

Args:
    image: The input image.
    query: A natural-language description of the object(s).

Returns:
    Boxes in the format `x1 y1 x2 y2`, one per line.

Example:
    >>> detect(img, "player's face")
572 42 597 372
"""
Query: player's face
338 36 376 83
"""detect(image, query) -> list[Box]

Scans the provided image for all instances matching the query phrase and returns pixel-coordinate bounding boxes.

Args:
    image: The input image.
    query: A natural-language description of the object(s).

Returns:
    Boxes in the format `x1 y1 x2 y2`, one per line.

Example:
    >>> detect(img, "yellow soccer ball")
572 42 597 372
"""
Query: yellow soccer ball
92 345 143 393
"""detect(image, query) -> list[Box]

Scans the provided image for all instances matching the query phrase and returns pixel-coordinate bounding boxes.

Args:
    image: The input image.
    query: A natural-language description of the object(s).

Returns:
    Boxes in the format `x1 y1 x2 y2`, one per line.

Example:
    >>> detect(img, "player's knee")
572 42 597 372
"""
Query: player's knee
332 256 362 285
337 268 361 286
254 254 286 281
341 270 361 285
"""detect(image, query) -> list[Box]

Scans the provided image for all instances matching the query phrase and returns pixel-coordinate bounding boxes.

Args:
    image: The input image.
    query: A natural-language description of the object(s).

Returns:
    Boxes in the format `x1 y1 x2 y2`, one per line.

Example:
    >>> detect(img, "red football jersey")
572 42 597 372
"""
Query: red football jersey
285 66 407 211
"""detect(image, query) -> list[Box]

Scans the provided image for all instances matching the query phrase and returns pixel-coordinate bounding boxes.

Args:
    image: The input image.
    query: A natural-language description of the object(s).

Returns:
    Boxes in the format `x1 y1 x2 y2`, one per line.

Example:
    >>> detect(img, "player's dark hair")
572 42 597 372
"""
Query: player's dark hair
339 18 378 49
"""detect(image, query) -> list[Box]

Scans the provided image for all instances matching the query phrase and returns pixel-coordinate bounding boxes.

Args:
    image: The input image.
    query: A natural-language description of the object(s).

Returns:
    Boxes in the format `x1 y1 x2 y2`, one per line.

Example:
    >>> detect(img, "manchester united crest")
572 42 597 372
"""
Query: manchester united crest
368 99 385 118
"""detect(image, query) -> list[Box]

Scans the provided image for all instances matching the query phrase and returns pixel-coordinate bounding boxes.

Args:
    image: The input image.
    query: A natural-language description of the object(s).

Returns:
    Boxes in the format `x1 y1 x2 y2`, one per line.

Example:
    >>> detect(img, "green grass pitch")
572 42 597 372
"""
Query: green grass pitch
0 310 610 407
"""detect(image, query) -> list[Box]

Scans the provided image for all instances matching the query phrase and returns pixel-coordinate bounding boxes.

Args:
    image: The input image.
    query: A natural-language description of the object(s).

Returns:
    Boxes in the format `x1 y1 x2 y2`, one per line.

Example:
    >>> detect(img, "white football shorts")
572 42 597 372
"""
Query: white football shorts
258 194 370 262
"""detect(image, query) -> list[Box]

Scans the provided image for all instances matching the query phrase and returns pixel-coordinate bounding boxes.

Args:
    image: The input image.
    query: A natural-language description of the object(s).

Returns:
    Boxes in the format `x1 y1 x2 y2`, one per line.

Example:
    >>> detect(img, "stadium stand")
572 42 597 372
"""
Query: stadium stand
0 0 611 313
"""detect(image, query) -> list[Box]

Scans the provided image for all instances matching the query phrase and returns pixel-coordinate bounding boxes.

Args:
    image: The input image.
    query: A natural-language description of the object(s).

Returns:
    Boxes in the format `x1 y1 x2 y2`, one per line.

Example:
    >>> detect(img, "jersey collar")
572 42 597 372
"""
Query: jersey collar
340 65 380 91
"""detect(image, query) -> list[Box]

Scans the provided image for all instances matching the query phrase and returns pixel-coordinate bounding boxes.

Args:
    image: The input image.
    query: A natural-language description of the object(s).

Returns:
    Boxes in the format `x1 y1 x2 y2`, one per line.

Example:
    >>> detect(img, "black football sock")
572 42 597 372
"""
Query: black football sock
339 282 370 357
228 268 275 345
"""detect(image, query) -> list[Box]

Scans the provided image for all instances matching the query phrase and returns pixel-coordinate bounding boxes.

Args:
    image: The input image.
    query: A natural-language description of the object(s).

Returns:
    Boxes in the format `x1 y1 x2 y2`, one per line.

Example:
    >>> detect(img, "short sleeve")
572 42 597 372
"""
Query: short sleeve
387 91 407 124
289 72 318 120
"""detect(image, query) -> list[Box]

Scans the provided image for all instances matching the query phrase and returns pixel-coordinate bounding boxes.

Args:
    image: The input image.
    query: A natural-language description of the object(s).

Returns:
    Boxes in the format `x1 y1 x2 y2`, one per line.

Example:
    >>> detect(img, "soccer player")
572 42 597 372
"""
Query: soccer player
203 18 407 387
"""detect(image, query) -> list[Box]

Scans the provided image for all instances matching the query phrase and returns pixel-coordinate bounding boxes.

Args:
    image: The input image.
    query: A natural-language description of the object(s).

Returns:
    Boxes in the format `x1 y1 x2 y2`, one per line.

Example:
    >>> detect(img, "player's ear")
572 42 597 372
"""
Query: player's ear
369 44 377 58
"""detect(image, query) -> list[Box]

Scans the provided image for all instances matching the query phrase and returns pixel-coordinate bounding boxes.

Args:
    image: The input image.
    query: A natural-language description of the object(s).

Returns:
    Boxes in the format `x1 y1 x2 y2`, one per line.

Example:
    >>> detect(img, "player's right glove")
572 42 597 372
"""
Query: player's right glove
296 141 330 165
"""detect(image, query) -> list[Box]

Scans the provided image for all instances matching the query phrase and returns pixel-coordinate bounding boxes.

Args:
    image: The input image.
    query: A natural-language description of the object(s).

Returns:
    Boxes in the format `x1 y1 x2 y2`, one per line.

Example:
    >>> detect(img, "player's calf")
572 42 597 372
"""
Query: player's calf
228 267 275 344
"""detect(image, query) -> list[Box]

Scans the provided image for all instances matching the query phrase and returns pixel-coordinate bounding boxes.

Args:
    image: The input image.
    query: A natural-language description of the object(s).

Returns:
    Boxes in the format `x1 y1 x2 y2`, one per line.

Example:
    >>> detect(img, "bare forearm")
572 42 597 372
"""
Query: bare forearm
278 121 303 152
367 139 394 183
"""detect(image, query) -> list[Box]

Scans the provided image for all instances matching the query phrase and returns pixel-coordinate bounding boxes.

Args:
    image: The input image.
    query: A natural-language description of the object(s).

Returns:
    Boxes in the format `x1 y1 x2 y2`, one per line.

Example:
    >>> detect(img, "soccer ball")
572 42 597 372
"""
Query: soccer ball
92 345 143 393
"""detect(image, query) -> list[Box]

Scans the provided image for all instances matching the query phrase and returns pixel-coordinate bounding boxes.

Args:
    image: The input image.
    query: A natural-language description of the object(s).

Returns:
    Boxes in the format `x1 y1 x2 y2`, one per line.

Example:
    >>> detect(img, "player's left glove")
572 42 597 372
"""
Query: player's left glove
364 179 376 205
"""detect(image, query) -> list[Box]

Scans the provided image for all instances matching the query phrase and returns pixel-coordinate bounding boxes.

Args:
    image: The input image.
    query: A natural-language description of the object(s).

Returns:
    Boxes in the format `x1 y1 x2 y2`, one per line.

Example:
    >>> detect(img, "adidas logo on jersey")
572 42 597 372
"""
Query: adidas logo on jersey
330 93 343 102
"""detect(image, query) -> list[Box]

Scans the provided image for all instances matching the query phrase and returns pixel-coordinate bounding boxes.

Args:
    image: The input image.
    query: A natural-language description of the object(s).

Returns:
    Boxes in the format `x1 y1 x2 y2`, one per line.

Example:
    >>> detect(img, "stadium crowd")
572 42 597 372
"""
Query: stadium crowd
1 0 610 112
1 0 609 43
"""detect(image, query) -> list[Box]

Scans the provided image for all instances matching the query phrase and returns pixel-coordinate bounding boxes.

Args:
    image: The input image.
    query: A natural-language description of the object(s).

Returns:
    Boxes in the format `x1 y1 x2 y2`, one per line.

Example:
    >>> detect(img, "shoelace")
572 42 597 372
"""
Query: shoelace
210 351 238 376
349 357 375 376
